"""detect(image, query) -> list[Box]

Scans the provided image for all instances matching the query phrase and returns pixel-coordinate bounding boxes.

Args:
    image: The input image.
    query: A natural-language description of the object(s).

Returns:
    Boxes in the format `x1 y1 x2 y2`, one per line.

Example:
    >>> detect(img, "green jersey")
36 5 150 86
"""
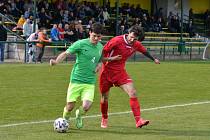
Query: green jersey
66 38 103 84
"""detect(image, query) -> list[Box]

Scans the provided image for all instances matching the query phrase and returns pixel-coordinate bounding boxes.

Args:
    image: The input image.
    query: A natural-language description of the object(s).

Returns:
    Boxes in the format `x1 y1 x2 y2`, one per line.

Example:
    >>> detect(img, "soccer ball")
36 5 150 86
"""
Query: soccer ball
54 118 69 133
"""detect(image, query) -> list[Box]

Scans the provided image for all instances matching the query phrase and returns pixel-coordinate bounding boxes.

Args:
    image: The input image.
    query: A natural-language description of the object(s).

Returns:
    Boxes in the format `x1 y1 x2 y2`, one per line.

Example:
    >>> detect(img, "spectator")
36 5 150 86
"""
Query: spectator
86 19 93 29
50 24 60 41
65 22 78 42
24 7 33 19
38 8 52 28
63 10 69 24
63 23 70 42
23 18 33 62
26 29 39 63
153 17 164 32
142 14 151 32
36 28 51 63
58 23 65 40
12 15 25 31
69 11 75 22
10 0 21 17
85 19 94 37
75 20 84 39
32 19 39 33
16 0 25 15
78 5 86 20
186 19 196 37
155 7 164 19
103 8 110 25
168 15 180 33
23 0 33 12
0 19 7 63
23 18 33 38
0 1 8 14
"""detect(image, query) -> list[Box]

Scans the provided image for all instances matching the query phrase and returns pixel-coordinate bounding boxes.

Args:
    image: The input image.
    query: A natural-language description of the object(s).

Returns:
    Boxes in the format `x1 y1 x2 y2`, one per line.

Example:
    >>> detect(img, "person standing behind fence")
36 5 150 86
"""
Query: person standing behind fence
23 19 33 62
0 18 7 63
51 24 60 41
27 30 39 63
23 19 33 39
36 28 51 63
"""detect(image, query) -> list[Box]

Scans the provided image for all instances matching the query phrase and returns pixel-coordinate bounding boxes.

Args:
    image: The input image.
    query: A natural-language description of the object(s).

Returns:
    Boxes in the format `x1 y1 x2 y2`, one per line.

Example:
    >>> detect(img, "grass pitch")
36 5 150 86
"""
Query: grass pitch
0 61 210 140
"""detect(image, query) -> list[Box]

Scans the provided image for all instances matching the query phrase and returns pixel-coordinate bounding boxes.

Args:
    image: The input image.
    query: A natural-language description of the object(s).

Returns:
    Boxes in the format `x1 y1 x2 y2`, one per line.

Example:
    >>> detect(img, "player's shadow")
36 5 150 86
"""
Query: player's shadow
143 128 210 137
77 126 210 137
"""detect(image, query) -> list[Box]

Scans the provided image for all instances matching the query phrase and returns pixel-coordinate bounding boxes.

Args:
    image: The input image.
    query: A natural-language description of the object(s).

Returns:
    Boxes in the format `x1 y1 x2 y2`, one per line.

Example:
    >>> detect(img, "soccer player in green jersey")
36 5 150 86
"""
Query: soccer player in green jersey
50 23 121 129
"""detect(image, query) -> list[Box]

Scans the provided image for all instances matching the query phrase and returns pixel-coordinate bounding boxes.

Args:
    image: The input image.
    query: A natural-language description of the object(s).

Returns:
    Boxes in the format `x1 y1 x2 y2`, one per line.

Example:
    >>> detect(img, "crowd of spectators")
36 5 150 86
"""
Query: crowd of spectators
0 0 168 36
1 0 209 63
0 0 202 38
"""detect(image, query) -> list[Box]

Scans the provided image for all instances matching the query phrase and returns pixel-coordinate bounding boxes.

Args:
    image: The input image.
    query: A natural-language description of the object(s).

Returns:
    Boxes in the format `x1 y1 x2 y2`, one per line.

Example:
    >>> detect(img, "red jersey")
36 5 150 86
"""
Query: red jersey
103 34 147 71
58 27 65 40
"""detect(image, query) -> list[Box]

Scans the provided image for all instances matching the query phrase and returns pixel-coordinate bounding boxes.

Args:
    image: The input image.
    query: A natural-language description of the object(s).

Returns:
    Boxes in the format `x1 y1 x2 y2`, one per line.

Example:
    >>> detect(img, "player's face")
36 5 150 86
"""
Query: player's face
127 32 138 45
89 32 102 45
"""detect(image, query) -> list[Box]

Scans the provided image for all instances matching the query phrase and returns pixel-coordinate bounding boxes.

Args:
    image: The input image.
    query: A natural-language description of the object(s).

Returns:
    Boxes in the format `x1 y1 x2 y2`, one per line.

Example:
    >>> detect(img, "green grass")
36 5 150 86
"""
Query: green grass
0 61 210 140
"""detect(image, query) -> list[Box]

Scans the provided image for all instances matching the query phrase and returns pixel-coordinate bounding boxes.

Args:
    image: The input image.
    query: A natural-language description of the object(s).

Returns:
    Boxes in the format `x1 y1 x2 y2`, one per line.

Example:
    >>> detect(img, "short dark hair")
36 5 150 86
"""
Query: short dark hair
128 25 145 41
90 23 104 34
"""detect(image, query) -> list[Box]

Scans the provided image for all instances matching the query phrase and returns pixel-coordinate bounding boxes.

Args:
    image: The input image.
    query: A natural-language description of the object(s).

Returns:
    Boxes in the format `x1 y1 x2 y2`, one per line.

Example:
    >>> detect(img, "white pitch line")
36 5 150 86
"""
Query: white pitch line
0 101 210 128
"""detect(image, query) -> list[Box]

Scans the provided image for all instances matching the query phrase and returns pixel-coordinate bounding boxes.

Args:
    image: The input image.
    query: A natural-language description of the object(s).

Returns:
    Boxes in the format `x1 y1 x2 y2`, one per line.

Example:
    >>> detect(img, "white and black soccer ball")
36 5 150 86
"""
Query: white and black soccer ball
54 118 69 133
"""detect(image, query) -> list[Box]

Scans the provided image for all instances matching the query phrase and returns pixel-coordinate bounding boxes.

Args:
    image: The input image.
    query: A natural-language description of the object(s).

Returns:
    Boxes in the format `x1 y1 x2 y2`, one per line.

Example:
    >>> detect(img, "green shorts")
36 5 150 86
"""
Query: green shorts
66 83 95 103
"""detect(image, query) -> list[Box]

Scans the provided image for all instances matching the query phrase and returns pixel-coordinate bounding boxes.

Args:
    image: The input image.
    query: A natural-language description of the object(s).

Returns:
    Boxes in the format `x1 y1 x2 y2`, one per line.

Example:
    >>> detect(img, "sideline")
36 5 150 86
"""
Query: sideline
0 101 210 128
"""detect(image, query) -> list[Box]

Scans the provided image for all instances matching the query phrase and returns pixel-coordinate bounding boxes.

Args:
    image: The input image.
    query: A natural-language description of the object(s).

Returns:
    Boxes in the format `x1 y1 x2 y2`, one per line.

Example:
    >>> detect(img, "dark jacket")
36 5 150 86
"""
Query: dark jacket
0 24 7 41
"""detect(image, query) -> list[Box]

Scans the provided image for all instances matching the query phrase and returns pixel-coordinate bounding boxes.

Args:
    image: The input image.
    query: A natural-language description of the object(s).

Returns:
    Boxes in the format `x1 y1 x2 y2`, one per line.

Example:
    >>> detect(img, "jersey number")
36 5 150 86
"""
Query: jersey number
91 57 96 63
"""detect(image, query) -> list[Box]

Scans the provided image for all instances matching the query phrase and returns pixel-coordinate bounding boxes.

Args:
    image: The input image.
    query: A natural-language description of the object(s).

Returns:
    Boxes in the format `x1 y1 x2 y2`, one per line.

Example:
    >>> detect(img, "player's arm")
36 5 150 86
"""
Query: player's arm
137 41 160 64
102 40 122 62
102 55 122 62
50 51 69 66
95 62 102 73
50 40 80 66
142 51 160 64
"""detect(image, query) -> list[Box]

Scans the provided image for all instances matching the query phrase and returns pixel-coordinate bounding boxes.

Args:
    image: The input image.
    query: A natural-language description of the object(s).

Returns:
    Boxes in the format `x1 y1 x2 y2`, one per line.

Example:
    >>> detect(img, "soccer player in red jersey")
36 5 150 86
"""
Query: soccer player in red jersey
100 25 160 128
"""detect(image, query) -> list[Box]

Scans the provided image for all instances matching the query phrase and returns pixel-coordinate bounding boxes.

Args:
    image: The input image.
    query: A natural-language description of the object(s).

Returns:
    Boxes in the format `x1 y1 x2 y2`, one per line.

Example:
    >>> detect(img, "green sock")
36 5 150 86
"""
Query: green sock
78 106 86 116
63 107 71 120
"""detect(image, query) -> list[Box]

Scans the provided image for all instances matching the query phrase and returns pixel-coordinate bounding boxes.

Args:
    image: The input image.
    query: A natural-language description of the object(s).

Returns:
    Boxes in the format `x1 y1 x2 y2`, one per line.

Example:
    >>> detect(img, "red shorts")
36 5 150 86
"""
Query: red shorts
99 69 133 93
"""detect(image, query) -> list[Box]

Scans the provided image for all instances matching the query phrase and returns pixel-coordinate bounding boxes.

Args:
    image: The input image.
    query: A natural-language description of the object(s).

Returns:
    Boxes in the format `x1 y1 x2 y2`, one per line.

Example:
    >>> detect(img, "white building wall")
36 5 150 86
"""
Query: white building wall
156 0 190 22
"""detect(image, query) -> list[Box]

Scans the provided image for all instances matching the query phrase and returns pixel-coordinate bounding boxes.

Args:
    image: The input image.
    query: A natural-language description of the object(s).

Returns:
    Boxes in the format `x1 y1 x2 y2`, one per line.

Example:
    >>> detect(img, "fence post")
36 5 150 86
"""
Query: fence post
190 43 192 60
24 42 27 63
133 52 136 62
163 43 166 61
65 42 67 63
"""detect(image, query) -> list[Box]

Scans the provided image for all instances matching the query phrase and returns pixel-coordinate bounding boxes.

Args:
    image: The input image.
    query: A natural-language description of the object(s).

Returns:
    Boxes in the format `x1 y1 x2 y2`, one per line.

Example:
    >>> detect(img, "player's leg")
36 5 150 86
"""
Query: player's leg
75 84 94 129
63 83 80 121
63 102 75 120
28 44 33 63
100 92 109 128
99 72 112 128
120 82 149 128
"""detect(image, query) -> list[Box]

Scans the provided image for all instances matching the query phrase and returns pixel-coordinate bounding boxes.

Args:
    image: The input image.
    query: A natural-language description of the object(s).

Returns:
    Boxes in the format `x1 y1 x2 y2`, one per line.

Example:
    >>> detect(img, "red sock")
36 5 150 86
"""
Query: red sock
130 97 141 123
100 100 108 119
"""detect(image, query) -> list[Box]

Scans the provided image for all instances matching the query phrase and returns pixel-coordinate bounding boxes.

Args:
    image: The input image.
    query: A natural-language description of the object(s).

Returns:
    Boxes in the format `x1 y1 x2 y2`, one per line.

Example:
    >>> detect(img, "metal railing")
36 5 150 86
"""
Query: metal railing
0 40 207 63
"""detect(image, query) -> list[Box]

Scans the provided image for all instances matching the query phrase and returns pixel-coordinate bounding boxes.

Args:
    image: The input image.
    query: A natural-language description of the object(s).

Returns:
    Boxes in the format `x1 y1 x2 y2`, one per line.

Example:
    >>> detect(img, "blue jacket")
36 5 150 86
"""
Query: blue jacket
50 28 60 41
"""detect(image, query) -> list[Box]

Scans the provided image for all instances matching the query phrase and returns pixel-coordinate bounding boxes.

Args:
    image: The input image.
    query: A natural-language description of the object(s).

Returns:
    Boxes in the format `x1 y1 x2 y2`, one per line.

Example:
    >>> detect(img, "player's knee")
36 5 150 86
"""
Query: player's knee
82 105 91 112
101 94 108 102
66 104 74 112
128 89 137 97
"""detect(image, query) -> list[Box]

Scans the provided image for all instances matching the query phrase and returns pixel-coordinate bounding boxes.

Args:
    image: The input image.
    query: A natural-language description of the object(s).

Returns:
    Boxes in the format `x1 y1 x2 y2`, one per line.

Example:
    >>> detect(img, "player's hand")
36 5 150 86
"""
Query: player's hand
110 55 122 61
154 58 160 64
50 59 57 66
